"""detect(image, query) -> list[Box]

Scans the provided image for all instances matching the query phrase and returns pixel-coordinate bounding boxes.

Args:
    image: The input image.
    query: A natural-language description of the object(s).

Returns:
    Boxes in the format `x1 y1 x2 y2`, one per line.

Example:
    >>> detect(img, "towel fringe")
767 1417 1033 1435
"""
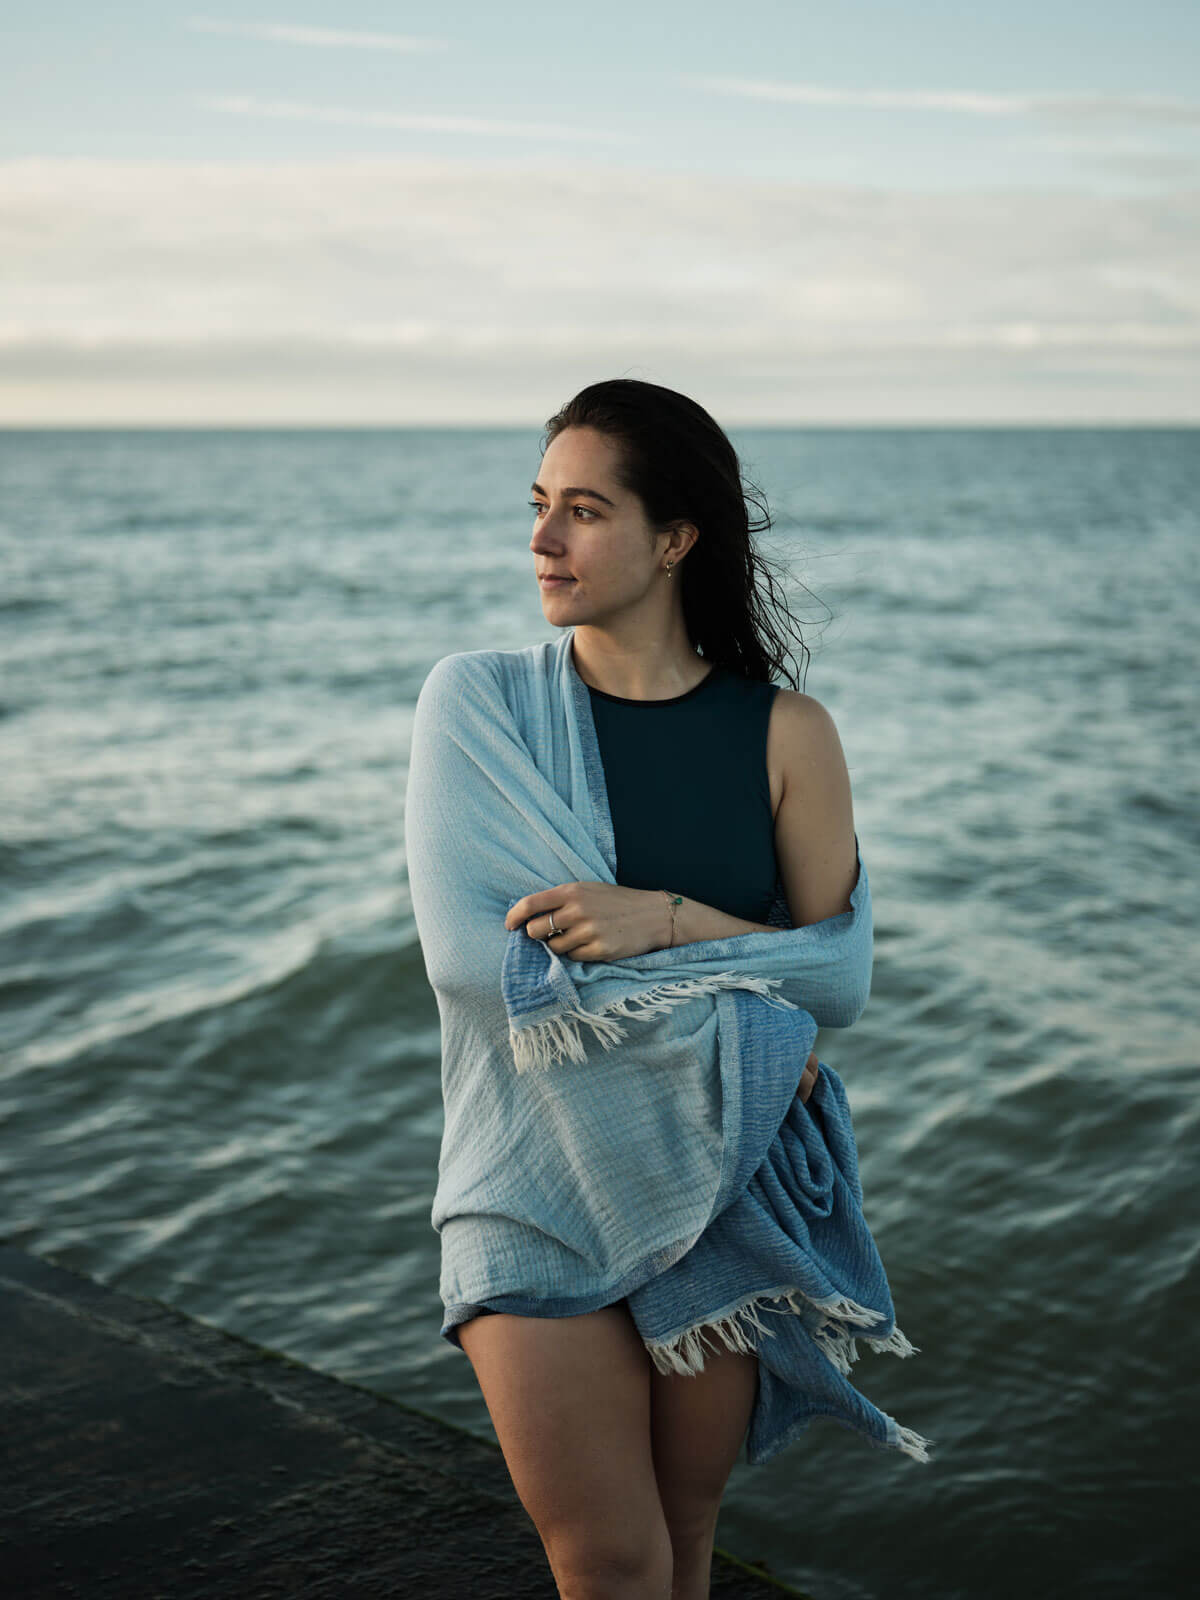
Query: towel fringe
510 972 798 1073
885 1420 937 1464
644 1285 933 1461
644 1294 779 1375
644 1284 921 1384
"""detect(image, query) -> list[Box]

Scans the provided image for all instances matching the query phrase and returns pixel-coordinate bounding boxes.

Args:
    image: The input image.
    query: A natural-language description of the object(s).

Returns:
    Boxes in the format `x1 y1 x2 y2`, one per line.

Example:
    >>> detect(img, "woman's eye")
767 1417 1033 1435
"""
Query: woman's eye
527 500 595 520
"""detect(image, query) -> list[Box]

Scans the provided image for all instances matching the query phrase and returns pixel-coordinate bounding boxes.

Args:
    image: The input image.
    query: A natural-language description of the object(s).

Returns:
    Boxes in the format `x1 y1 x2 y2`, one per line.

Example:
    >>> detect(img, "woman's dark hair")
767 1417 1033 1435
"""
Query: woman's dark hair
540 377 822 691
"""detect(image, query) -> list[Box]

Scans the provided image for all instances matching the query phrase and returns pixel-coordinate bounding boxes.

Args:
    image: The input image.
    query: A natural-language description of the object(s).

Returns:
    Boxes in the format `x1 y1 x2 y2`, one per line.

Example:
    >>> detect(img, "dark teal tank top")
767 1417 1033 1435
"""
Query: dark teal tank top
586 662 781 924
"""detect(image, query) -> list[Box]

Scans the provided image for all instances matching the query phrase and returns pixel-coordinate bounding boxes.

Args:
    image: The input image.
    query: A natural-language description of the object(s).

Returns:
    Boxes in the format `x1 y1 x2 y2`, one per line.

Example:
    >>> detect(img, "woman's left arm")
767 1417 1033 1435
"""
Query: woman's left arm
767 688 859 927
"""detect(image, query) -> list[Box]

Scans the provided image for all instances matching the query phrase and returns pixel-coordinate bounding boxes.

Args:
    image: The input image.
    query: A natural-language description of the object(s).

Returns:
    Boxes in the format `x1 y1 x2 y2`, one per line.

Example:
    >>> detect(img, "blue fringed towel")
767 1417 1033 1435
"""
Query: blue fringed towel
404 626 935 1466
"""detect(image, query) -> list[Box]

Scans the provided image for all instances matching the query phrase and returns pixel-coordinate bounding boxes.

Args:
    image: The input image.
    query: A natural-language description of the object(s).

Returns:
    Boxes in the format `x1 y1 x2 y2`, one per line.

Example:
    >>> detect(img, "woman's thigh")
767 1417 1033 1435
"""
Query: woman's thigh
648 1342 759 1540
457 1301 671 1577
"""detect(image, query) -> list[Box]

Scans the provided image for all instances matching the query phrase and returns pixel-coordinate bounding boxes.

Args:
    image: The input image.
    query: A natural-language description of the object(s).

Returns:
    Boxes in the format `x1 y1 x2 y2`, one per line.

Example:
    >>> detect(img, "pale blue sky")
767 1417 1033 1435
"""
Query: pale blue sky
2 2 1197 422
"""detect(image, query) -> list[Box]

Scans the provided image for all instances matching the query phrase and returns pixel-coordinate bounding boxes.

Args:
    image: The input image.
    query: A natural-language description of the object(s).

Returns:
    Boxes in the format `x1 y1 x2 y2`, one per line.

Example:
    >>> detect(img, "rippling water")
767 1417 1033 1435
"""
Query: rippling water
1 426 1196 1599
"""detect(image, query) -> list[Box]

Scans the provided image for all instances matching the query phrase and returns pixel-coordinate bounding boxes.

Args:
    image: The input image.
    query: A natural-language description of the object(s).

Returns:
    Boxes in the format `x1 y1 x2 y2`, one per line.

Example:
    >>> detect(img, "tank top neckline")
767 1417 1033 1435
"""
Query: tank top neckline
585 663 720 707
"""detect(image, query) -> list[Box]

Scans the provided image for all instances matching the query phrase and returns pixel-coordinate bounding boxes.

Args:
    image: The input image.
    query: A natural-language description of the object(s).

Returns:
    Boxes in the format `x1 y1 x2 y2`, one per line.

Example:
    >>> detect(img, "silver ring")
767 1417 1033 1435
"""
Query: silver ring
547 912 558 936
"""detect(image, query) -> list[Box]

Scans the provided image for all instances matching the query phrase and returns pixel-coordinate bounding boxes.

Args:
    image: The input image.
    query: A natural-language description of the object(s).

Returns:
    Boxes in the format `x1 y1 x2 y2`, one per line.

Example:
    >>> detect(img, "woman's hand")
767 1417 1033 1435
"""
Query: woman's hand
504 881 670 963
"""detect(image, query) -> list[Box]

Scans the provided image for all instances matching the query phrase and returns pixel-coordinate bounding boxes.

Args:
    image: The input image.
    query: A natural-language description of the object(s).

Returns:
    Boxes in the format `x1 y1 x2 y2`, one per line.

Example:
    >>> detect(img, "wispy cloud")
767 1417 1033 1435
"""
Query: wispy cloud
1017 134 1200 182
686 80 1029 115
687 77 1200 128
1033 93 1200 129
3 156 1195 346
2 157 1196 421
1078 150 1200 181
187 16 447 52
195 95 635 143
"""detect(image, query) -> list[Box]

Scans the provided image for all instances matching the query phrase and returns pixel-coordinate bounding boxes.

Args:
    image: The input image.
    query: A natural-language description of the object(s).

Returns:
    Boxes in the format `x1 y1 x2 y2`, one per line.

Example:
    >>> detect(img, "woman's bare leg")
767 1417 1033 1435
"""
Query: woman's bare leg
458 1302 674 1599
649 1344 760 1600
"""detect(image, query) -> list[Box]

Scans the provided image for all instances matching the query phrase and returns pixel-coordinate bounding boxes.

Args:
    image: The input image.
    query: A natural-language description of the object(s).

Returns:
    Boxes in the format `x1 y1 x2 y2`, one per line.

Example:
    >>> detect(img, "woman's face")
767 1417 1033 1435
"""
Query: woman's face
529 426 668 625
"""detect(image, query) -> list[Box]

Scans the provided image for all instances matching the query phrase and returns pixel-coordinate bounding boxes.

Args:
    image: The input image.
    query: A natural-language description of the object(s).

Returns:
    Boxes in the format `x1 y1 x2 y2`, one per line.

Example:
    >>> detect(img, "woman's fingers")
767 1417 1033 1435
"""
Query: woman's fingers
797 1051 820 1104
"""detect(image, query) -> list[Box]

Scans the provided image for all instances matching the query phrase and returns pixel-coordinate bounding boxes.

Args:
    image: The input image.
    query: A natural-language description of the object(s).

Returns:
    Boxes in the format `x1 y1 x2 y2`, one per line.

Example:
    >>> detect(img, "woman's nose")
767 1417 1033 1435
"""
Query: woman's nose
531 521 564 550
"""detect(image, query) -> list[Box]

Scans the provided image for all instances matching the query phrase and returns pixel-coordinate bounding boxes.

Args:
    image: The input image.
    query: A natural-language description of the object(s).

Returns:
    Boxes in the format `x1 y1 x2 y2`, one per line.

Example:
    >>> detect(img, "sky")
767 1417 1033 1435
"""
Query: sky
1 1 1198 425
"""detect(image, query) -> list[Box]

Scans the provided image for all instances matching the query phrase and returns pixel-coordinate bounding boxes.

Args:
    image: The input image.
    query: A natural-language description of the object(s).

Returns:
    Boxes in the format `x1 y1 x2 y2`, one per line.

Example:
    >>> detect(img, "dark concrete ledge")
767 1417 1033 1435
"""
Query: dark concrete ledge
0 1243 811 1598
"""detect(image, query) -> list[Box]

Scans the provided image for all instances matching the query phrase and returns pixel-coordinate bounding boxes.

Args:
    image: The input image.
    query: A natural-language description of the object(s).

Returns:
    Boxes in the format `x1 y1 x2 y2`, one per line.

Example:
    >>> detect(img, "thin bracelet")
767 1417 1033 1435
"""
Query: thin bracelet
660 890 683 948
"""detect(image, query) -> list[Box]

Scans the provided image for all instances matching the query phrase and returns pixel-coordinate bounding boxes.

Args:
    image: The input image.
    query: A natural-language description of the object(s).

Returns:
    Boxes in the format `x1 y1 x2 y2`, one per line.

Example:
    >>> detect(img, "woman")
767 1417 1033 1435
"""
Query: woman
407 378 906 1600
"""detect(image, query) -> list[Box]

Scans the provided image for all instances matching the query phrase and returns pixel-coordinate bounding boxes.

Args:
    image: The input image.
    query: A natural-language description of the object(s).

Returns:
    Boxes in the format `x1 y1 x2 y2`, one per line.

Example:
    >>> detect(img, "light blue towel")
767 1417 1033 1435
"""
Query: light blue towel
404 625 934 1466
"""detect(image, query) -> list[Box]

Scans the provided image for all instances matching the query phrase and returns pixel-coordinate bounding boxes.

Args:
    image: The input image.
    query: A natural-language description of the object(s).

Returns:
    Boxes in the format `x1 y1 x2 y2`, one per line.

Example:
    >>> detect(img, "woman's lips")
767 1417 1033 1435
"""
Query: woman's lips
539 576 575 587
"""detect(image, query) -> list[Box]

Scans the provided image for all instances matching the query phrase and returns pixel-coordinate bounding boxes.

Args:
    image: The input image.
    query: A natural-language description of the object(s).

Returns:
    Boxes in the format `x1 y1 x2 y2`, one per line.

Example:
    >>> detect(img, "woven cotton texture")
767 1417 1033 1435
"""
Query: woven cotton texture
404 625 934 1466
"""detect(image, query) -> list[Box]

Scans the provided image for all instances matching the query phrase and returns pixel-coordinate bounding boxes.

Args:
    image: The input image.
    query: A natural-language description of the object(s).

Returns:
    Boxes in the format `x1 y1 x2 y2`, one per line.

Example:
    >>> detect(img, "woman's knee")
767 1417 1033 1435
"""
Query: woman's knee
547 1520 674 1599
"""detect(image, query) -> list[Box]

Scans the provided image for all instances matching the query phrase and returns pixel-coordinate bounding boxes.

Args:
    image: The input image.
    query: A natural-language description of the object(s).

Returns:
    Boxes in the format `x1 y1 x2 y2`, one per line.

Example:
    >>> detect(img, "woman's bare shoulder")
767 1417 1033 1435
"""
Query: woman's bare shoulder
766 688 848 813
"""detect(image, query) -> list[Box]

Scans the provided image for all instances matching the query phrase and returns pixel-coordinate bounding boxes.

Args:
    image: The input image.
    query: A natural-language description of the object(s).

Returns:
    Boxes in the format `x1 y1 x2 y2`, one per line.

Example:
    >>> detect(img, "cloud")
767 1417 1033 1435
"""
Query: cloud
194 95 635 143
1082 151 1200 181
186 16 447 52
1 156 1196 420
1033 93 1200 130
686 79 1030 115
1017 136 1200 183
687 77 1200 129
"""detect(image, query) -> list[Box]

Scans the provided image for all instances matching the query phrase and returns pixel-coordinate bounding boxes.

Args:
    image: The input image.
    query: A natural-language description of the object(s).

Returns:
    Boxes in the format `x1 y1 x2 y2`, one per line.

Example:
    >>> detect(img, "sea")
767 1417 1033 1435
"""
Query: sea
1 425 1196 1600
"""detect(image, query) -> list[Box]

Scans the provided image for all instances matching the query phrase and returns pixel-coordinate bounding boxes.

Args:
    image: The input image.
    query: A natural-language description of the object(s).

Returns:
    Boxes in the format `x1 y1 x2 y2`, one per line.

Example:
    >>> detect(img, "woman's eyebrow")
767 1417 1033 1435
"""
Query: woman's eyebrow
530 481 617 508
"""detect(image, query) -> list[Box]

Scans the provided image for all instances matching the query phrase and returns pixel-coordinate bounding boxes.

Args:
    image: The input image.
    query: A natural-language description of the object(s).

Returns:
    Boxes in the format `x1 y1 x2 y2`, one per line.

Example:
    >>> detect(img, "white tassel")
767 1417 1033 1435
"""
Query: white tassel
644 1286 934 1462
645 1284 917 1384
779 1288 888 1328
510 1006 627 1072
645 1296 780 1376
510 972 798 1074
864 1326 920 1358
886 1422 937 1464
